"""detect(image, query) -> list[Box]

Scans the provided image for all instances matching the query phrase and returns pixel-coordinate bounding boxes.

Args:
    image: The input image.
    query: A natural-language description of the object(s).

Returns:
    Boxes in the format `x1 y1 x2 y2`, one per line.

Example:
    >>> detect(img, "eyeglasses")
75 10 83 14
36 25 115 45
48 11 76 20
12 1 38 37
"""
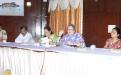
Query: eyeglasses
68 29 74 30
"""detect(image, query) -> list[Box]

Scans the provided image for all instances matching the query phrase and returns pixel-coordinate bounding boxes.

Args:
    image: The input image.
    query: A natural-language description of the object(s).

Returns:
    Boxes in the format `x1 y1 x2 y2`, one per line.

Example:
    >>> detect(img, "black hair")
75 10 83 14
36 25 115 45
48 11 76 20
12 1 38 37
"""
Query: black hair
113 27 121 39
68 24 76 30
20 26 28 31
44 26 53 34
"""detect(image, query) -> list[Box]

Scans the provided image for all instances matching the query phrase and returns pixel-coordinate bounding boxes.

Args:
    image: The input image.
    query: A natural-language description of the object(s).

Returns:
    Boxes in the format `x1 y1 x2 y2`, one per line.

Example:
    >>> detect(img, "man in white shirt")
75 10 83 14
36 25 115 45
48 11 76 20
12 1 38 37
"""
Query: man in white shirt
0 25 7 42
15 26 34 43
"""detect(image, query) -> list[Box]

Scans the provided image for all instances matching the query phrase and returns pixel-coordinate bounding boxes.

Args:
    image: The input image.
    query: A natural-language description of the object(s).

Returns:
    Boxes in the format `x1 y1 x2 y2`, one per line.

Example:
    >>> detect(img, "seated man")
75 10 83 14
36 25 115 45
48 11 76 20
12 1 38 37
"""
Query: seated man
0 25 7 42
60 24 85 47
15 26 34 44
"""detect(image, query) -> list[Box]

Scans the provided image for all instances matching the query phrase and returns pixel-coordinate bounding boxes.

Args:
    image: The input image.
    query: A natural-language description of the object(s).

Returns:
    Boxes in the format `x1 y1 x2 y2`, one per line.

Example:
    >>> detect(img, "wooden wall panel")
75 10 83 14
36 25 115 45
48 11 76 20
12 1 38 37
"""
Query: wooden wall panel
83 0 121 47
0 0 41 42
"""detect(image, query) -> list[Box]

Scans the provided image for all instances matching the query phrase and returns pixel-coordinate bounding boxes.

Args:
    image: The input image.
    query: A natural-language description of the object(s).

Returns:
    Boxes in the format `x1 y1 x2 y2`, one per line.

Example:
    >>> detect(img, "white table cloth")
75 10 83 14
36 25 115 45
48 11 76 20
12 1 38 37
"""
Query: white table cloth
0 42 45 75
44 47 121 75
1 42 121 75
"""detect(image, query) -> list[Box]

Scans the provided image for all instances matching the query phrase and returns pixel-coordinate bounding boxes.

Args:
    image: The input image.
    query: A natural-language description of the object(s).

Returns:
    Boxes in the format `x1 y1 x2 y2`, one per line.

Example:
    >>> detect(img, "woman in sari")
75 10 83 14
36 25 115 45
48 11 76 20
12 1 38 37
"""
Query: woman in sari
39 26 59 45
104 27 121 49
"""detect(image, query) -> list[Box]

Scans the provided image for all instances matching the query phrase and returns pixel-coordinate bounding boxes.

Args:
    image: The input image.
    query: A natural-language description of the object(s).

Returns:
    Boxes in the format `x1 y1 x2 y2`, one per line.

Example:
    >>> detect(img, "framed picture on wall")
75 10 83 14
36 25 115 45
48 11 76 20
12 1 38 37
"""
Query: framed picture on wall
0 0 24 16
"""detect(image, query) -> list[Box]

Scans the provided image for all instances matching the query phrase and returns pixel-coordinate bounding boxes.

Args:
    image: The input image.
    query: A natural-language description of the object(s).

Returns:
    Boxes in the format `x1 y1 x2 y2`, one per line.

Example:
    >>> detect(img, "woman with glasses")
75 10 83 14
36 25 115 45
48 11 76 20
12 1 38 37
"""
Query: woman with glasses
60 24 85 47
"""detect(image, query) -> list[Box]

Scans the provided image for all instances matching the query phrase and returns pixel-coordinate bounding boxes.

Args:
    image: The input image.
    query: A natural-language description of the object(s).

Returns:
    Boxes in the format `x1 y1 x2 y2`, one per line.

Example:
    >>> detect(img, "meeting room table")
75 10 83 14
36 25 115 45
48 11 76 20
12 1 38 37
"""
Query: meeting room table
0 42 121 75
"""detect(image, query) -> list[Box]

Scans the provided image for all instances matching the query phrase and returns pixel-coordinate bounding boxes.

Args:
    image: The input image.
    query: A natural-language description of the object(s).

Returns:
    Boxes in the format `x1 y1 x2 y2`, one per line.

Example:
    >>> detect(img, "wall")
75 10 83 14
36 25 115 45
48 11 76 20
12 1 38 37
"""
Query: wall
83 0 121 47
0 0 43 42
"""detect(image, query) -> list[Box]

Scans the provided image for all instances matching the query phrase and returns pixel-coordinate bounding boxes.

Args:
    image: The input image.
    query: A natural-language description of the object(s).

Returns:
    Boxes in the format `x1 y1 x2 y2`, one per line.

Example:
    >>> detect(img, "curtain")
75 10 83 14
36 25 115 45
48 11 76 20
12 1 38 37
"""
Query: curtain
49 0 83 34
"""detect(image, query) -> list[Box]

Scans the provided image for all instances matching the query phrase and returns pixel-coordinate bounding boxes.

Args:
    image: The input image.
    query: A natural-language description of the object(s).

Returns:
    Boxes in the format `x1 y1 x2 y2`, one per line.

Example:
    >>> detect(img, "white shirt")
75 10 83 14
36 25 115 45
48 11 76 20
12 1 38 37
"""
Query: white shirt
0 30 7 42
15 32 34 43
